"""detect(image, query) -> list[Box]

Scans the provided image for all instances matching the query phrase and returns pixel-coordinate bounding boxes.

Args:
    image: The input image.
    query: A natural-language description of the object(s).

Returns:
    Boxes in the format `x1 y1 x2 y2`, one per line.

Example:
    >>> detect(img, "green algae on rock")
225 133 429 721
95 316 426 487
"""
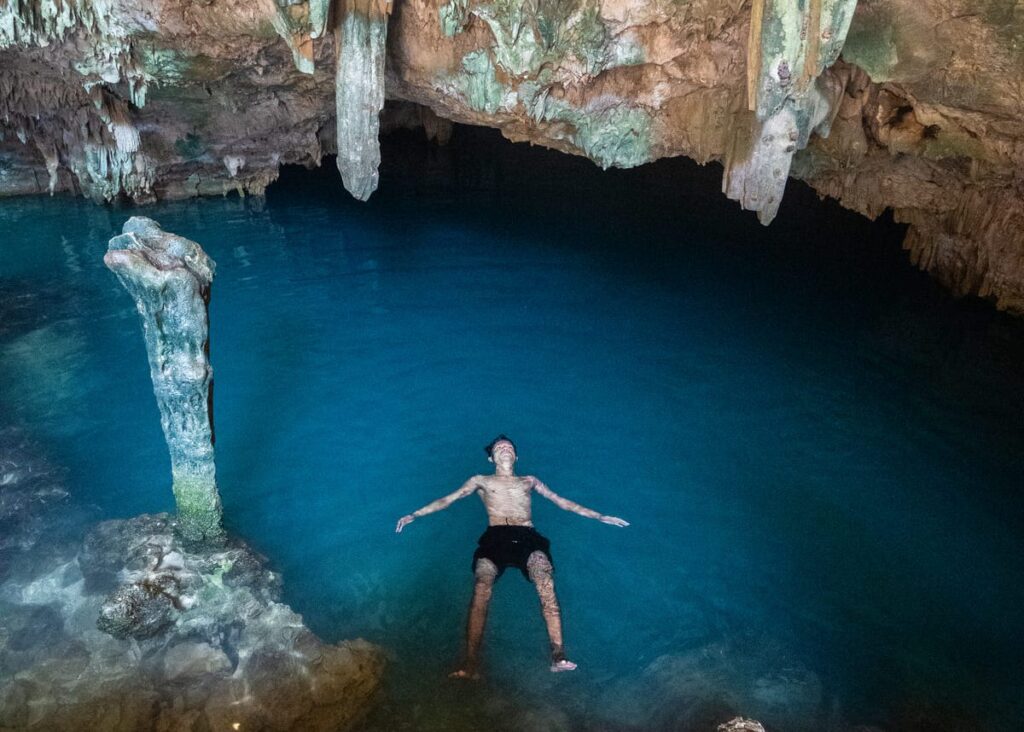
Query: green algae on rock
103 217 223 545
457 49 506 114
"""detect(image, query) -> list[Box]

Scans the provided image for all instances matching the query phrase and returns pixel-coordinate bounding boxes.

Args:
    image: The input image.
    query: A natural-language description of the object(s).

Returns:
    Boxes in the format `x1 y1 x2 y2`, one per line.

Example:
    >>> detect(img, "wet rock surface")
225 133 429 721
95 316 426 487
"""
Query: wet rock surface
105 217 224 545
1 0 1023 313
0 434 384 732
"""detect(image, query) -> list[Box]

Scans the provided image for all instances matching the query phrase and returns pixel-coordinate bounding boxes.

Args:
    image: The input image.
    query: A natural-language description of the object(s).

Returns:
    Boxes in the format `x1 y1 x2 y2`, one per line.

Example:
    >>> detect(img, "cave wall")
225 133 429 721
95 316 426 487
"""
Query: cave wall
1 0 1023 312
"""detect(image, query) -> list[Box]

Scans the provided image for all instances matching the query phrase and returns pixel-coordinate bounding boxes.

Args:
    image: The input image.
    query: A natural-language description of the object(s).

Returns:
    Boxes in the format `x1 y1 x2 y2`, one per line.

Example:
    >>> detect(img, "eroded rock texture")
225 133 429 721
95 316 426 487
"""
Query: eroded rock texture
2 0 1023 312
104 217 222 544
0 507 384 731
0 431 383 731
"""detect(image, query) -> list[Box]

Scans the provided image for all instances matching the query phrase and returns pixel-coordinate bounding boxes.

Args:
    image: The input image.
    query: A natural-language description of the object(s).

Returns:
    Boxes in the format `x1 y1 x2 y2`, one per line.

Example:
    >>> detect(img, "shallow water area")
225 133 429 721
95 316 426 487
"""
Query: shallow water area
2 129 1024 731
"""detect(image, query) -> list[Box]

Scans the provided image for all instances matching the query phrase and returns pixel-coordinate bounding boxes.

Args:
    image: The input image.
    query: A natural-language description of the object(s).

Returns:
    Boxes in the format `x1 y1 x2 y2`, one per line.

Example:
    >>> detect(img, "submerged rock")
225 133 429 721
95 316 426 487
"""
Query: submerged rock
0 429 90 592
104 217 223 545
0 512 384 731
96 573 181 640
602 637 825 732
718 718 767 732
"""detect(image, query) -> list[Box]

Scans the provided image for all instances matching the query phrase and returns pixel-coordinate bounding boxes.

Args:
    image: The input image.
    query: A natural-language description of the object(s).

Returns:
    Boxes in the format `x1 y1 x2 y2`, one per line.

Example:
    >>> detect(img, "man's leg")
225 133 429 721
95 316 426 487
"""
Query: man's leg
527 550 577 672
451 558 498 678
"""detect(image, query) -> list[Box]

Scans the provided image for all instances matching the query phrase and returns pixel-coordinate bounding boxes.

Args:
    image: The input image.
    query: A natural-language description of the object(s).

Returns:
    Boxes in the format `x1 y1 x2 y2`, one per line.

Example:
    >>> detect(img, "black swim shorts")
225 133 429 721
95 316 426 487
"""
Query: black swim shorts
472 525 553 581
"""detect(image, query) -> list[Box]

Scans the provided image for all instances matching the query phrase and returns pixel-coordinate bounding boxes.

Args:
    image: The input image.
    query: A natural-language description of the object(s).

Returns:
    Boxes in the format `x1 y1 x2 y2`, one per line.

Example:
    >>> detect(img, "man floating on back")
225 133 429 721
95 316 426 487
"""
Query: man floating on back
395 435 629 678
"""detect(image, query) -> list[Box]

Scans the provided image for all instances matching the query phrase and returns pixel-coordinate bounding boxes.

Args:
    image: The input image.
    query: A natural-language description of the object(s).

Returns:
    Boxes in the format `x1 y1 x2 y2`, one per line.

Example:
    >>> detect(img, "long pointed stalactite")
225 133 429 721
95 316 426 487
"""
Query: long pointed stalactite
724 0 857 224
334 0 392 201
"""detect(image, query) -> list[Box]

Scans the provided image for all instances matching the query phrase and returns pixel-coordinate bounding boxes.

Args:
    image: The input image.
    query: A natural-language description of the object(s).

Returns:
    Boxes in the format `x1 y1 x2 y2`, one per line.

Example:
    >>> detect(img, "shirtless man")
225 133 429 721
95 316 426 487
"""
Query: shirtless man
395 435 629 678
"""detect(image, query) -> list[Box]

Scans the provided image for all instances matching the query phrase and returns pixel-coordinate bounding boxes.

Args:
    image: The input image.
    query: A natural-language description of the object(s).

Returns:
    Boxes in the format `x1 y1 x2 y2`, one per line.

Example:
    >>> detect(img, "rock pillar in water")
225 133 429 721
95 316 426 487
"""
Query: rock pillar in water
104 217 223 544
334 0 392 201
724 0 857 224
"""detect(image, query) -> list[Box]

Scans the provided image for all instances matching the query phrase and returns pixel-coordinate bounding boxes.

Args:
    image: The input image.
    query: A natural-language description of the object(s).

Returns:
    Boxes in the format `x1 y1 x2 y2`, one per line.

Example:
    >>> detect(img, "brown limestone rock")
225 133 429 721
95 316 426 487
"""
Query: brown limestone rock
2 0 1024 312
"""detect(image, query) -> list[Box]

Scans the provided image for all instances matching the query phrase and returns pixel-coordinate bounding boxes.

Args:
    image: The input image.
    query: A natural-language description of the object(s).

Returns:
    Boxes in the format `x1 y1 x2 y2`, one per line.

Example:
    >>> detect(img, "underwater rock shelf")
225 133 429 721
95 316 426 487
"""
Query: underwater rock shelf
0 431 384 731
1 0 1023 313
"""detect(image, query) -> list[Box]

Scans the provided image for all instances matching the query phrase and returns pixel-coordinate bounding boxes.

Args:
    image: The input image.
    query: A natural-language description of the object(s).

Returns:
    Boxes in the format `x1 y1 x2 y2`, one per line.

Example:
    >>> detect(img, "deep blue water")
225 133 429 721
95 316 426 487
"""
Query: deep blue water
2 128 1023 731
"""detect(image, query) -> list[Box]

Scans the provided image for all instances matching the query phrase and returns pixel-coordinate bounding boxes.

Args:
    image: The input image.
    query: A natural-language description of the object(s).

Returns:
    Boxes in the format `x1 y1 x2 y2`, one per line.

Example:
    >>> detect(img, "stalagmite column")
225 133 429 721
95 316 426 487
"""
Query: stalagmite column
724 0 857 224
104 217 223 544
334 0 392 201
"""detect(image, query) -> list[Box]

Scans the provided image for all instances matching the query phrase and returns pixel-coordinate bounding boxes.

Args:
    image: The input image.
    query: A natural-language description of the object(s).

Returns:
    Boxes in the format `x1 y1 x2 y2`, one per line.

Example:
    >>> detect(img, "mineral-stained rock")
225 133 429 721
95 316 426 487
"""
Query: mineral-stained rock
0 432 381 730
2 0 1024 312
104 217 223 544
79 512 175 593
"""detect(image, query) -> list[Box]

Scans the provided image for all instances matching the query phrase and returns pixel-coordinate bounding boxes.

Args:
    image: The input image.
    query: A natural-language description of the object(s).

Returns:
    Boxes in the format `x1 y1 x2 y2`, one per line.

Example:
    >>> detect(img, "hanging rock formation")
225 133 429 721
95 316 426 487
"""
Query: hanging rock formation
104 217 223 544
2 0 1024 313
335 0 392 200
724 0 858 224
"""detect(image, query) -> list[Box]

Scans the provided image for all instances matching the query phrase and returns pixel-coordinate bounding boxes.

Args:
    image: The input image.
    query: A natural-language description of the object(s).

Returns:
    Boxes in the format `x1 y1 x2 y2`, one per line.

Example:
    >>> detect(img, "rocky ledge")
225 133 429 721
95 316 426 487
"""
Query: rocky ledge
0 431 384 732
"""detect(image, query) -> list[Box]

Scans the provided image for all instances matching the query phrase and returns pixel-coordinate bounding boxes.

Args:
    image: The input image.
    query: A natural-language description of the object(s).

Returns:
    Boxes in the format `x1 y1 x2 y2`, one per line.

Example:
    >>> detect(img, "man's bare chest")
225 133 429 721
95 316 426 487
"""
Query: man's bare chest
476 479 532 506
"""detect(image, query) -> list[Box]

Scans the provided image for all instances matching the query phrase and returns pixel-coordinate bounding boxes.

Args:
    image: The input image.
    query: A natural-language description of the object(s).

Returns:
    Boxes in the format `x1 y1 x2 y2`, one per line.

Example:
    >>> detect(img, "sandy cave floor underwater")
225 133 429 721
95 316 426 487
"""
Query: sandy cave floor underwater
2 127 1024 731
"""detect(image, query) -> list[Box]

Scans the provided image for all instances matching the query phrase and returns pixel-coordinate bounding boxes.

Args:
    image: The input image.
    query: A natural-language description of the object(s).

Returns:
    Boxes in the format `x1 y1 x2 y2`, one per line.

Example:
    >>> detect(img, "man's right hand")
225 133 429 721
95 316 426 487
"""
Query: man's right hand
395 514 415 533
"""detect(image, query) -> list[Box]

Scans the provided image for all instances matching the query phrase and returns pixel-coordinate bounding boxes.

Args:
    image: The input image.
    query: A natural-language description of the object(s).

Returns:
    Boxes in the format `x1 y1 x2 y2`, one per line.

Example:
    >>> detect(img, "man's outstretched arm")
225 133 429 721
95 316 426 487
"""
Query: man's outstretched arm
532 478 629 527
395 477 479 532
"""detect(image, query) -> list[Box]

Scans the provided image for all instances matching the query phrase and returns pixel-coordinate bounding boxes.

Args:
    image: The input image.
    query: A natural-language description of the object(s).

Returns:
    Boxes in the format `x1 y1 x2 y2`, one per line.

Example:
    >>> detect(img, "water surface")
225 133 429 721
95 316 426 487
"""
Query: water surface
2 128 1023 731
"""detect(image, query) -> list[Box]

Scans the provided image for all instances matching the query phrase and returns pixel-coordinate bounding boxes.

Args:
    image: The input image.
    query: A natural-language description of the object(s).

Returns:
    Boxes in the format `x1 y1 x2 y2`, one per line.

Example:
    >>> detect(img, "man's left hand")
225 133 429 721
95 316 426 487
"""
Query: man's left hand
600 515 629 527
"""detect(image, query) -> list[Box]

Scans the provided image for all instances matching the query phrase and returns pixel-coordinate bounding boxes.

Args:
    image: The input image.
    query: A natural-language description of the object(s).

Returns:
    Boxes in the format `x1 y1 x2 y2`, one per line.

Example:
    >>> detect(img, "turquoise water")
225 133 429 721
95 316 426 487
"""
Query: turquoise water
2 129 1023 730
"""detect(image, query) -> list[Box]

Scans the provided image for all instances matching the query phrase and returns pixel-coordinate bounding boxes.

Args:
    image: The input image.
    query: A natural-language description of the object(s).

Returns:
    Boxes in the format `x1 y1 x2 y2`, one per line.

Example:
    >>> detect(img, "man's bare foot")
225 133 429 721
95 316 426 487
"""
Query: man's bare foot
550 659 577 672
448 668 481 680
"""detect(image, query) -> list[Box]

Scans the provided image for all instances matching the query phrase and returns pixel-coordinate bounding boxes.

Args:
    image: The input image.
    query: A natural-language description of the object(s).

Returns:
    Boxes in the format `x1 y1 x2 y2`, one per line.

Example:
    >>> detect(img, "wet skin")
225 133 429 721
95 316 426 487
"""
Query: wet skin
395 440 629 677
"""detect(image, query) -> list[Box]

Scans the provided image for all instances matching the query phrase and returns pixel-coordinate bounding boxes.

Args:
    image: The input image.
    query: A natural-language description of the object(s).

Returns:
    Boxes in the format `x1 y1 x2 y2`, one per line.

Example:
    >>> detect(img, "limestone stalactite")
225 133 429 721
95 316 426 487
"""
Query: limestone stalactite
725 0 858 224
309 0 331 38
270 0 316 74
104 217 223 545
334 0 392 201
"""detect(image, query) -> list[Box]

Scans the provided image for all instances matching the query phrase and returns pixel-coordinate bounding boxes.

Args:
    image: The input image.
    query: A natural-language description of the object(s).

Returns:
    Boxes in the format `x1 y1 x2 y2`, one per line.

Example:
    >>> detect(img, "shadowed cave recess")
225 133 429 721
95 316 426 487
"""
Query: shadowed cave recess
3 0 1024 729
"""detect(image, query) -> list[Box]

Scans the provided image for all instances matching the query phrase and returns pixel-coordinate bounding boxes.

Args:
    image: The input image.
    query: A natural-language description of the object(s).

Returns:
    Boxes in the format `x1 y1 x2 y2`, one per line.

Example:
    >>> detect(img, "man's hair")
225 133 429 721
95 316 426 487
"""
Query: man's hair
484 434 516 458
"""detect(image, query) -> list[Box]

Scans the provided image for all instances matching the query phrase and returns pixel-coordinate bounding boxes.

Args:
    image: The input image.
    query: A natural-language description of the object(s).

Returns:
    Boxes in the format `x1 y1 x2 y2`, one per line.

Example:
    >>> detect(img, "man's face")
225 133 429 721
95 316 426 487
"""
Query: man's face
490 440 516 467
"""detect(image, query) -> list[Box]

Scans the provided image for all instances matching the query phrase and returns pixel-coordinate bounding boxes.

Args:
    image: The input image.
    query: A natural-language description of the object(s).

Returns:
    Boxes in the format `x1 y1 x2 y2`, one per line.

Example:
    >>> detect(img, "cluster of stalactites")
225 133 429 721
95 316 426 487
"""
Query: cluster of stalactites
268 0 333 73
0 0 146 104
0 0 94 48
1 0 156 199
1 70 151 200
723 0 858 224
73 85 152 201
